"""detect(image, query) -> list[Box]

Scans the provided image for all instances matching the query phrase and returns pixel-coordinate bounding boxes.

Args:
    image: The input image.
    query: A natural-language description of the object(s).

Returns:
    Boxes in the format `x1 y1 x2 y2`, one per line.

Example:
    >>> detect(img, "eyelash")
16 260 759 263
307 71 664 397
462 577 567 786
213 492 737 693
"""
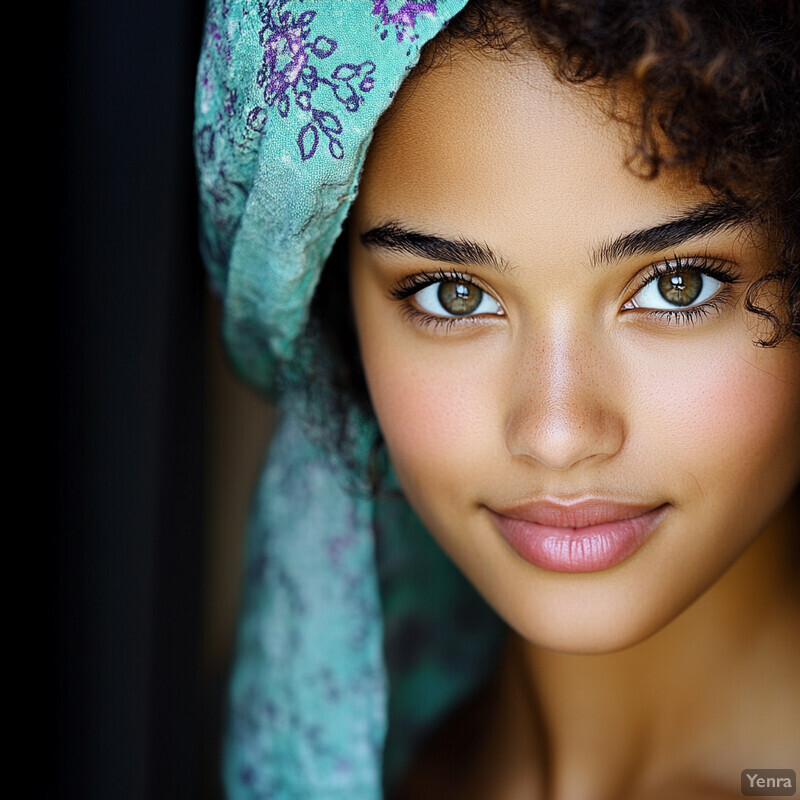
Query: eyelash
388 257 742 331
626 255 741 327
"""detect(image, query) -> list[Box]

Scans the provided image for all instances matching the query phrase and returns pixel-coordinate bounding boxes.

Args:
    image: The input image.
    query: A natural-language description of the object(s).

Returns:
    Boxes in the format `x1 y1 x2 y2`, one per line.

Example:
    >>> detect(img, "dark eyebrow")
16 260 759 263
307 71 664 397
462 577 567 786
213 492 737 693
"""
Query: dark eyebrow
360 202 749 274
359 222 511 272
590 201 749 268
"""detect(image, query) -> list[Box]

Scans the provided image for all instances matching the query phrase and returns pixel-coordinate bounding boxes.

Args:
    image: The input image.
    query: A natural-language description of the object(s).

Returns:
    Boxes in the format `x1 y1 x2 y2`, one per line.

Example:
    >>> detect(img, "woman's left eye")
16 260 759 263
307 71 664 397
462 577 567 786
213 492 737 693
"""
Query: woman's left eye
414 280 503 318
626 268 724 311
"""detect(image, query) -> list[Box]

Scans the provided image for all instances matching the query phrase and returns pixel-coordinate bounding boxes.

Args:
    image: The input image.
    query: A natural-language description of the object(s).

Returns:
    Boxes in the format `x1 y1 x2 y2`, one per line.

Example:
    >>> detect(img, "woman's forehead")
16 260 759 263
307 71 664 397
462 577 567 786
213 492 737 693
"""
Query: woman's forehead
355 43 711 263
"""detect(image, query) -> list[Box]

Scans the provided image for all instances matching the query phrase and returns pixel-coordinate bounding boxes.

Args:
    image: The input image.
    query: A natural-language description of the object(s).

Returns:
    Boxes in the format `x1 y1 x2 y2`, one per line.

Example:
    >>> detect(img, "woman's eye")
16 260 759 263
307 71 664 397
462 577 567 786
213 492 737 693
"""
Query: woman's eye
628 268 723 310
414 280 503 318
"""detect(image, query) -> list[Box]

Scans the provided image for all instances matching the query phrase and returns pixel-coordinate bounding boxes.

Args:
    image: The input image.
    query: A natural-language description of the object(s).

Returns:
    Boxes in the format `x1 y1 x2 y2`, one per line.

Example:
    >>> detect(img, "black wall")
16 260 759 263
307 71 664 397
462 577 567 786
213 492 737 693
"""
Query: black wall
54 1 208 797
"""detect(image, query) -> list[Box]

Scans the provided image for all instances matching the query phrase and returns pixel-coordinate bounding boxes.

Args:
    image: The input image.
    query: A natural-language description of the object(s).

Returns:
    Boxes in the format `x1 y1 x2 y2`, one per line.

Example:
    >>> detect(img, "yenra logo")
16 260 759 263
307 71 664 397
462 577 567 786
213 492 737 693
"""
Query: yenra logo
740 769 796 796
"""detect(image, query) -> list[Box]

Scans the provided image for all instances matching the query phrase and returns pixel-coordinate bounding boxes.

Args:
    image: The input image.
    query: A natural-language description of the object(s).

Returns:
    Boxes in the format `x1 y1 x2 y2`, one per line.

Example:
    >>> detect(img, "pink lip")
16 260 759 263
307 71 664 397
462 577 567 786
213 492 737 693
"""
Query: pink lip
488 499 669 573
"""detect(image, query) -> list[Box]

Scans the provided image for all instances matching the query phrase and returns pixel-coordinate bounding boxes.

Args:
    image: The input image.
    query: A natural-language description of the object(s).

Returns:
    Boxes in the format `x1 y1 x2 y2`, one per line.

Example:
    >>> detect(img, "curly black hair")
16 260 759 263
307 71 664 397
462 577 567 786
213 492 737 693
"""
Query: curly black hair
302 0 800 481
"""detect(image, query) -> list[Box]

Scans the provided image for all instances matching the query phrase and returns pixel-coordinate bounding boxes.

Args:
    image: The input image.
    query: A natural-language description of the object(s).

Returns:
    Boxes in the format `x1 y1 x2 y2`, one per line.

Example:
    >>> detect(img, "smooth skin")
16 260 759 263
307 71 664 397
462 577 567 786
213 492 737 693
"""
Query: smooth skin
349 42 800 800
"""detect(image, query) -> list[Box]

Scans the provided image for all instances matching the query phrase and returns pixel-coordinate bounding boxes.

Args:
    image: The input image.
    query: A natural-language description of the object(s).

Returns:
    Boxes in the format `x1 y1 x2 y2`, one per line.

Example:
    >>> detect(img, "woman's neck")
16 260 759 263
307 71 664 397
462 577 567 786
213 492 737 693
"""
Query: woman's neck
479 497 800 800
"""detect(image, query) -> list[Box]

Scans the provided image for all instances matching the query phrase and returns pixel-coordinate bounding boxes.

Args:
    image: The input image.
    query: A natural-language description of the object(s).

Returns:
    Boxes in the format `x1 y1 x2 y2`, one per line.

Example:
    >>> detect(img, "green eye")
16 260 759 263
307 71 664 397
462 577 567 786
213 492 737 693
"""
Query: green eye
631 270 722 310
437 281 483 315
415 280 503 318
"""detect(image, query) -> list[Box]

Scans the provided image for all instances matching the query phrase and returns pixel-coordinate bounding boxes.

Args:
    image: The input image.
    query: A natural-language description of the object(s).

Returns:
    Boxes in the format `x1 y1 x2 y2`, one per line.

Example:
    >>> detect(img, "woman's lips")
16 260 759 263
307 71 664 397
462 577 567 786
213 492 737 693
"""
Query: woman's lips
488 499 670 573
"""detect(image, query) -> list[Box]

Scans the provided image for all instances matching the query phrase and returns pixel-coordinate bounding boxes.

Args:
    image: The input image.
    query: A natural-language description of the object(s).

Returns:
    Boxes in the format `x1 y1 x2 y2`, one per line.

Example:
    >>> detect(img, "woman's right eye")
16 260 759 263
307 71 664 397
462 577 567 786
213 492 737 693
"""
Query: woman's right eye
414 280 503 318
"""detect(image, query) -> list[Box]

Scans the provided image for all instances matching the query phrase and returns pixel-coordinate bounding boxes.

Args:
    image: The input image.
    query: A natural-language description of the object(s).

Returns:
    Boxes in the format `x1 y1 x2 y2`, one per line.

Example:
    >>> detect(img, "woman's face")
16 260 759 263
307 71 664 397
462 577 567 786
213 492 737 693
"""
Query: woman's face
348 46 800 653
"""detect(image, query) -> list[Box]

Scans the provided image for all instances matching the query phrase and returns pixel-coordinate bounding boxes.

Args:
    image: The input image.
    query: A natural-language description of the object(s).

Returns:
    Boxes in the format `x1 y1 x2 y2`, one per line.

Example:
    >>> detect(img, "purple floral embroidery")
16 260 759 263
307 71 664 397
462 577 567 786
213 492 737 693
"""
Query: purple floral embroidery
372 0 438 42
256 0 377 160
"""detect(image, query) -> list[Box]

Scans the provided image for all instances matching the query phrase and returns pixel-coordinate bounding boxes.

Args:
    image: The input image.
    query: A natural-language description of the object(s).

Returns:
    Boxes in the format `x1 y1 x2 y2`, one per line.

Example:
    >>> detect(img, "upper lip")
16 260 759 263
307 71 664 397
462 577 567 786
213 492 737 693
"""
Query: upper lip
488 498 664 528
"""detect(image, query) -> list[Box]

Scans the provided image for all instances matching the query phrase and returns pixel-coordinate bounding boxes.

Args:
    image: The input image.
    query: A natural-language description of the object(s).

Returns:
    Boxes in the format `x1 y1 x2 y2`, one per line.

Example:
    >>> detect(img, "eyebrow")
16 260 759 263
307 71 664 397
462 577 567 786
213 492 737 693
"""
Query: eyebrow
590 200 749 268
359 201 749 272
359 222 511 272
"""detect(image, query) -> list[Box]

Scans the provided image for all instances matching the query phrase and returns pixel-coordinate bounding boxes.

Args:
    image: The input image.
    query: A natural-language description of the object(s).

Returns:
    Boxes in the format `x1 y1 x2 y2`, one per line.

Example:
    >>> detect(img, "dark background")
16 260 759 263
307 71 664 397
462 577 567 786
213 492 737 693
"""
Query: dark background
53 1 216 797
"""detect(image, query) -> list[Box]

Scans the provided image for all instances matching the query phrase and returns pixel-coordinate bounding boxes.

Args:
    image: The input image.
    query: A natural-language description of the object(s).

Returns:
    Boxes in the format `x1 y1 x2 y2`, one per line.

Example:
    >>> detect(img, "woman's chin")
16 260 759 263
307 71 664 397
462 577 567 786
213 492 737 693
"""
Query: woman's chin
459 548 709 656
510 612 672 655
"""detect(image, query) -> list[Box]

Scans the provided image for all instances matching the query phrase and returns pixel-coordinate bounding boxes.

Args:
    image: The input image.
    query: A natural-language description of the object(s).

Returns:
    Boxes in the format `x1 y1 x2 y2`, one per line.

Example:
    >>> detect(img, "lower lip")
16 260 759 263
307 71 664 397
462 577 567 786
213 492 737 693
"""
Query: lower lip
489 505 669 573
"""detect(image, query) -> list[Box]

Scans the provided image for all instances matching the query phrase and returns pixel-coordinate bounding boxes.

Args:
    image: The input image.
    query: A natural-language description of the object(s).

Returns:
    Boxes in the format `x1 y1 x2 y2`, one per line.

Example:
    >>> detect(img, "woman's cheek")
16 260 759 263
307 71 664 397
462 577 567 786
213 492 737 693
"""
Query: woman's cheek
626 333 800 523
701 344 800 512
362 327 504 504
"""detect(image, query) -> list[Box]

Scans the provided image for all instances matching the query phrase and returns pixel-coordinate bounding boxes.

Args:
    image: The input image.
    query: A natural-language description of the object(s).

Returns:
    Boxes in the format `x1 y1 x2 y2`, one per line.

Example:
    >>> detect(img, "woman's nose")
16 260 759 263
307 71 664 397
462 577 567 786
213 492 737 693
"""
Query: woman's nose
504 328 626 471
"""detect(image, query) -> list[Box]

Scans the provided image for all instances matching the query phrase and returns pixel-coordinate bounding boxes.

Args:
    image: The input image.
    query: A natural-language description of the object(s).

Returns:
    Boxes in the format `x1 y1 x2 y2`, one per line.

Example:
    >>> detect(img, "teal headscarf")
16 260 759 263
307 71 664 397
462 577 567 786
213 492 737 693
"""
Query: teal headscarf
195 2 505 797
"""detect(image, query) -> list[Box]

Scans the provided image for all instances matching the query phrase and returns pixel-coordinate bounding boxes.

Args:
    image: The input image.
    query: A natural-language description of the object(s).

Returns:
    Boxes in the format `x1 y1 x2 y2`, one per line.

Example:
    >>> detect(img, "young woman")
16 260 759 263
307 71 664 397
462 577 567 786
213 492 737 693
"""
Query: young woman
196 1 799 798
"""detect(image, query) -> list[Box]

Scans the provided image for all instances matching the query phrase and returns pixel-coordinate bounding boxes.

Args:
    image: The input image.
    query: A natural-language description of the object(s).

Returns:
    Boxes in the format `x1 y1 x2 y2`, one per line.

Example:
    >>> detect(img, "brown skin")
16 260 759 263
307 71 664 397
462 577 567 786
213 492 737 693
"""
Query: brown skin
349 43 800 800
